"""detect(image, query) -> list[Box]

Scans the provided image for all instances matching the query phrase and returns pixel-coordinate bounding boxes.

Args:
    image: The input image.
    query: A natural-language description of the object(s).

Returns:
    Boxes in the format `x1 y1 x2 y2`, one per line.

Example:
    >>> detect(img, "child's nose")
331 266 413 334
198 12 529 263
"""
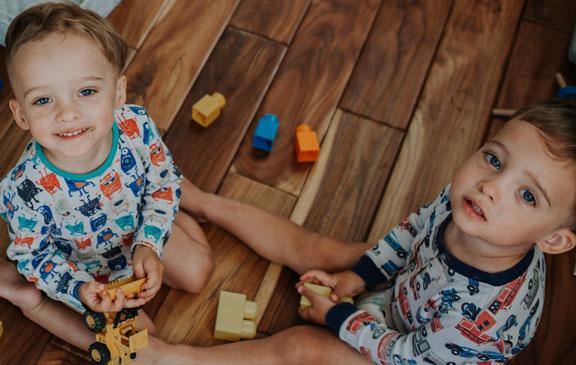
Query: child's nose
56 102 81 122
477 178 500 202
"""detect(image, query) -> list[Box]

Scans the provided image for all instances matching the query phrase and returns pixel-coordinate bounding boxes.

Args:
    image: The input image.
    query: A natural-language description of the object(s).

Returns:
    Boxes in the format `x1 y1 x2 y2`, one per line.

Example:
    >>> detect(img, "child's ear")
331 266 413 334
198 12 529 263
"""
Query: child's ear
9 99 30 130
115 75 127 108
536 228 576 254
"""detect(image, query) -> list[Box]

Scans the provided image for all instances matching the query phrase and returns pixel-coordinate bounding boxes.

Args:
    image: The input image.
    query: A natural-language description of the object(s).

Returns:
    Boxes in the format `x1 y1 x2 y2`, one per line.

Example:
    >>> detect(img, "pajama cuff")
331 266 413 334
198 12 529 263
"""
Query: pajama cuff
326 302 359 335
352 255 387 290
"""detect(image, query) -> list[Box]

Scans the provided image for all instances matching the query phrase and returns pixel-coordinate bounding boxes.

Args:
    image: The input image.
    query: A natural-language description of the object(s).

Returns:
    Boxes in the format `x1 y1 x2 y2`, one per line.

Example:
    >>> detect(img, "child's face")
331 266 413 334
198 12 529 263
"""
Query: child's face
450 119 576 253
8 33 126 164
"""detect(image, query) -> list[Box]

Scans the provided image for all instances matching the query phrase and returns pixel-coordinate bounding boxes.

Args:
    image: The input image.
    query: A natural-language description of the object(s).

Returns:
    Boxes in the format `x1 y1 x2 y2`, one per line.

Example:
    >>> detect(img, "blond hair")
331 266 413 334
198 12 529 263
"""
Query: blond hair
5 1 127 79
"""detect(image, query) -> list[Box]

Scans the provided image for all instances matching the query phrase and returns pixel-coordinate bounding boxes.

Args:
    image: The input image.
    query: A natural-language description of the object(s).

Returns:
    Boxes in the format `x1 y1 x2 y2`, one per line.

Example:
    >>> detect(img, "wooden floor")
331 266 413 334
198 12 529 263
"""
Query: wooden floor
1 0 575 364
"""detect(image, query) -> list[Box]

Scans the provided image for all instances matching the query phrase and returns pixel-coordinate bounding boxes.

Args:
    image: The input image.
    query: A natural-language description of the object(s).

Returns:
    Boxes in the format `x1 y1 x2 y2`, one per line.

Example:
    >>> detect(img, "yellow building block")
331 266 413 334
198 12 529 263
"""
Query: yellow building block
192 92 226 127
295 124 320 162
214 291 258 342
300 282 354 309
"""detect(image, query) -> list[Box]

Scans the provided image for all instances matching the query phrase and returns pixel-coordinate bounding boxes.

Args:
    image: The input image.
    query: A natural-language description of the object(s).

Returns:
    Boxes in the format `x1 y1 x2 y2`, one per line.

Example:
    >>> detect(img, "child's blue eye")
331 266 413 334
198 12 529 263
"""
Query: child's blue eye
33 97 50 105
484 152 501 169
521 189 536 205
79 89 96 97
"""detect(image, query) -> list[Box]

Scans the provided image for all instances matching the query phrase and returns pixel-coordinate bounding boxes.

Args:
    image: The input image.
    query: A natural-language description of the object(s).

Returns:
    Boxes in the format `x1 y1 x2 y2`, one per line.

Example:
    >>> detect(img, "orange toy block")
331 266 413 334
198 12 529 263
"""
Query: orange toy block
192 93 226 127
295 124 319 162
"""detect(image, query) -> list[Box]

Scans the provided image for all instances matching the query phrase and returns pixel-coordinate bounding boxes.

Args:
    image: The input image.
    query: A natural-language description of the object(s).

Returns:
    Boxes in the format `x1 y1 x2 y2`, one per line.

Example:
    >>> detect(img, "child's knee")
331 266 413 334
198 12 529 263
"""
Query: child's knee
180 249 214 293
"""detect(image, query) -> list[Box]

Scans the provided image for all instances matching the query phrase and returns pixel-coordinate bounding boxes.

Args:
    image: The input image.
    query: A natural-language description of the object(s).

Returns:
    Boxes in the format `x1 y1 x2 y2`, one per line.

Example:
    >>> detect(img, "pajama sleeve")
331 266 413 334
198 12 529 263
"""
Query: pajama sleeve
3 190 93 312
327 303 509 364
126 105 183 258
352 187 449 289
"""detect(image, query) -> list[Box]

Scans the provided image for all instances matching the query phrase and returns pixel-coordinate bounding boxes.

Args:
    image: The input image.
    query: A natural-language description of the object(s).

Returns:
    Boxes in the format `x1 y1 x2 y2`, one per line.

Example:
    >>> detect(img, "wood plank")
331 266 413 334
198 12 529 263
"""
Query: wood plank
524 0 576 33
341 0 452 129
232 0 381 196
259 110 403 333
36 342 90 365
368 0 525 242
154 173 295 345
124 0 239 134
107 0 169 49
164 28 286 193
489 20 575 137
229 0 311 44
487 20 576 365
0 302 49 365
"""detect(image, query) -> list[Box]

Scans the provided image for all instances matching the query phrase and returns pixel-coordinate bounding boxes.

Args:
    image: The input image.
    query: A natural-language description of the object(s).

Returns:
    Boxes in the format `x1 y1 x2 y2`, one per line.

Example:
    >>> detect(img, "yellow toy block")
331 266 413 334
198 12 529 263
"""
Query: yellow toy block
192 92 226 127
300 282 354 309
295 124 320 162
214 291 258 342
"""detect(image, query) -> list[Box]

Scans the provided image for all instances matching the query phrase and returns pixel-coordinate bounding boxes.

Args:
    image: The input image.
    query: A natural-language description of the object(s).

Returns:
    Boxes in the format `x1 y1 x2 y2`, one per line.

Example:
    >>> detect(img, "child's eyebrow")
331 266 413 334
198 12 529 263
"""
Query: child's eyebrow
23 77 105 98
526 172 551 207
486 139 507 154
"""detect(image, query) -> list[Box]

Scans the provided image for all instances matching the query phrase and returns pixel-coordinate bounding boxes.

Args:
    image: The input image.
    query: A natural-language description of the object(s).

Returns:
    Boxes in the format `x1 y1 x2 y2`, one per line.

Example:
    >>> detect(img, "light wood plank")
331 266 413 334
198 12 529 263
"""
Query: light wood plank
369 0 525 242
229 0 311 44
107 0 169 49
341 0 452 129
154 173 295 345
259 110 403 333
232 0 381 196
165 28 286 193
124 0 240 134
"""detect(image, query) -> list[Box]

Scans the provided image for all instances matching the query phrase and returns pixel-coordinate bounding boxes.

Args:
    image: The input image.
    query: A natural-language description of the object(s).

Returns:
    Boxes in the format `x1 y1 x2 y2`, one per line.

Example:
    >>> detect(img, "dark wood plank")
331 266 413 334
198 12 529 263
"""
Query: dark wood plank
369 0 525 241
125 0 239 134
232 0 381 196
165 27 286 193
0 302 49 365
36 342 90 365
260 110 403 333
341 0 452 129
229 0 311 44
488 20 576 365
524 0 576 33
107 0 169 49
154 173 295 345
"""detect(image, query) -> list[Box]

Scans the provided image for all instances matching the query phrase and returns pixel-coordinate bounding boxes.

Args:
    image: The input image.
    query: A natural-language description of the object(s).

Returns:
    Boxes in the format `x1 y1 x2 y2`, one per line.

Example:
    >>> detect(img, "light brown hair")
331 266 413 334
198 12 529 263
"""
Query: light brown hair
5 1 127 80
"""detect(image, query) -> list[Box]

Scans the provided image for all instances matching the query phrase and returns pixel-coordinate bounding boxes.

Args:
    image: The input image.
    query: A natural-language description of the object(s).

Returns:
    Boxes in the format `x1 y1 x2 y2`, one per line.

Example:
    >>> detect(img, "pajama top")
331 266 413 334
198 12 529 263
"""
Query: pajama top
326 186 545 365
0 104 182 313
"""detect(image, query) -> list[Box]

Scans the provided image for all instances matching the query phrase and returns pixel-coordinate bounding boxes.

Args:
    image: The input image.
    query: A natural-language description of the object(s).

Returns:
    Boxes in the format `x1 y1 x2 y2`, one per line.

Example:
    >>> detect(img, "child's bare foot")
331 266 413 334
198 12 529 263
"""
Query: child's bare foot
179 177 210 223
0 258 42 310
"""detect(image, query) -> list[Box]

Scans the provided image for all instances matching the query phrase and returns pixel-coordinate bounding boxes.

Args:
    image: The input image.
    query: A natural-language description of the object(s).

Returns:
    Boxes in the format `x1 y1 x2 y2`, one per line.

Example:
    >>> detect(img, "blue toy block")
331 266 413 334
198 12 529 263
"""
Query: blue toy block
252 114 279 152
556 86 576 98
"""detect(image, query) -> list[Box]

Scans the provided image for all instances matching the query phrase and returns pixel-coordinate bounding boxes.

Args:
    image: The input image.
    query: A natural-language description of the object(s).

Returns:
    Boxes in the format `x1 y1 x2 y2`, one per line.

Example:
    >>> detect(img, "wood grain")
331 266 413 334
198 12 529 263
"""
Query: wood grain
36 343 90 365
107 0 169 49
165 28 286 193
524 0 576 33
369 0 525 241
124 0 239 134
154 173 295 345
341 0 452 129
232 0 381 196
229 0 311 44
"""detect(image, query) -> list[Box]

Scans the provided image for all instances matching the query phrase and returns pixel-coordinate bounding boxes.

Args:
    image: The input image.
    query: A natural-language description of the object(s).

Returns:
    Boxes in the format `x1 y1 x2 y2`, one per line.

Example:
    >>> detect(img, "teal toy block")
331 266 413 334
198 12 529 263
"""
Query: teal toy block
252 114 279 152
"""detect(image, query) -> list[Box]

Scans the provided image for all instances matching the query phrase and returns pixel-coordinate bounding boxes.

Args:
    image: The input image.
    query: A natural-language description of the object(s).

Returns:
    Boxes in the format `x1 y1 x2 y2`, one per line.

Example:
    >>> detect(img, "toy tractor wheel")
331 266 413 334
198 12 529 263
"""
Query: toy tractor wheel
84 309 106 332
89 342 110 365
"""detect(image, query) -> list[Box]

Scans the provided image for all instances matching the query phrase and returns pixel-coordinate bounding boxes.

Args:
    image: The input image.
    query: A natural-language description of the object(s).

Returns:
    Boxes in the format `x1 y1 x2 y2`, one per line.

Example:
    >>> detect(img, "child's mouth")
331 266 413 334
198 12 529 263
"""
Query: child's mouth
463 197 486 221
56 128 88 139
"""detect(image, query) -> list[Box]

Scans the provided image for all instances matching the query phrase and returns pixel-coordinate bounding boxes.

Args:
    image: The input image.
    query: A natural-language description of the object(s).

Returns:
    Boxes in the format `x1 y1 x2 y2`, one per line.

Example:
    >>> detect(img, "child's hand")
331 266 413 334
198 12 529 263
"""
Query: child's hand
79 281 146 312
297 284 336 325
132 244 163 302
298 270 365 301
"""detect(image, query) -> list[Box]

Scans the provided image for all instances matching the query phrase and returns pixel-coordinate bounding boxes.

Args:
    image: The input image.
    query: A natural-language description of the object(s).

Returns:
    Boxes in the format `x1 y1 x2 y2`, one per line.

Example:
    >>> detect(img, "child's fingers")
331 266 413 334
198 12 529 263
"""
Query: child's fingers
300 270 336 287
124 297 147 308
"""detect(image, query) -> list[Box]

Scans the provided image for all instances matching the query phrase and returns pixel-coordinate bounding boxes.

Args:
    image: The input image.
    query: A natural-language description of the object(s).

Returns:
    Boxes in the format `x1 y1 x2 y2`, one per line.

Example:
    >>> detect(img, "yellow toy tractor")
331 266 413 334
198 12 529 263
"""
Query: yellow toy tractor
83 277 148 365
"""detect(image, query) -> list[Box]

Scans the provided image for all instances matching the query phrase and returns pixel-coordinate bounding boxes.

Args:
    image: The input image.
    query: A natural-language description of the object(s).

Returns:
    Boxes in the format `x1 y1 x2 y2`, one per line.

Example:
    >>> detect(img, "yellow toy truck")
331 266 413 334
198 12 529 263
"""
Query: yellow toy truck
83 277 148 365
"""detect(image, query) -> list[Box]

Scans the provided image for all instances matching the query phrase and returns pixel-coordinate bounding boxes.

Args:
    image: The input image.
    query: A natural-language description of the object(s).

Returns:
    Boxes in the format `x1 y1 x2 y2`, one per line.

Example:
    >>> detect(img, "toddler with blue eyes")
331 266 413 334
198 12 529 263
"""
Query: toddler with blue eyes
0 2 213 349
147 97 576 365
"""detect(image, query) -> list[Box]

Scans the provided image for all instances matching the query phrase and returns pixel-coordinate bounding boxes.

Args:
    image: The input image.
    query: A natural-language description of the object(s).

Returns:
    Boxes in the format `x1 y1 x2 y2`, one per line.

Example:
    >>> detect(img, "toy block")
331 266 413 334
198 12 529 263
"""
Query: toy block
252 114 280 152
192 92 226 127
214 291 258 342
295 124 320 162
300 282 353 309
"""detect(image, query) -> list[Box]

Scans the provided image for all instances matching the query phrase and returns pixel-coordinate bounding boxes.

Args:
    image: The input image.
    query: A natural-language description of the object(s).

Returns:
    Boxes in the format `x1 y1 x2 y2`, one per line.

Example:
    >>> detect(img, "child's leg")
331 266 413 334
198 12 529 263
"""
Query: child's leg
135 325 371 365
179 177 371 274
162 210 214 293
0 258 155 351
